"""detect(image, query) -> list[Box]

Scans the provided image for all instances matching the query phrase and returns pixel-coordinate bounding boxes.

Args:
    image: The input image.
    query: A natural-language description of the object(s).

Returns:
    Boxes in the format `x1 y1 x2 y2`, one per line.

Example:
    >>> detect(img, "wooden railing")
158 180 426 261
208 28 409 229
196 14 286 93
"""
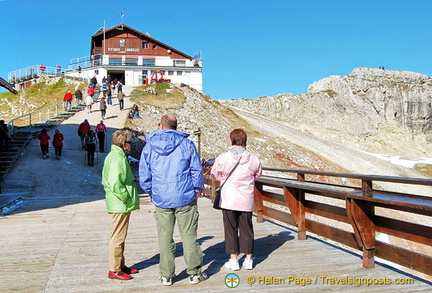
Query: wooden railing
203 167 432 277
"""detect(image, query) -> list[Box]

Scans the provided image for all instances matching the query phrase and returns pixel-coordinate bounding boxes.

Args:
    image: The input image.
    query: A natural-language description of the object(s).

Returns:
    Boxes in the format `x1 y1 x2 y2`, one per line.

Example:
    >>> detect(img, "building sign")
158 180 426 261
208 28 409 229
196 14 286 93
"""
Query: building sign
107 47 140 53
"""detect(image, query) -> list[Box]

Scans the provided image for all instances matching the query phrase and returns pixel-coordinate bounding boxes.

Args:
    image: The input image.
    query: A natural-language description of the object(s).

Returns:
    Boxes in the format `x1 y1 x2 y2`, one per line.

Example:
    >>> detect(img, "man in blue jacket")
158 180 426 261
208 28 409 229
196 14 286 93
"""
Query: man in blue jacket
139 114 207 286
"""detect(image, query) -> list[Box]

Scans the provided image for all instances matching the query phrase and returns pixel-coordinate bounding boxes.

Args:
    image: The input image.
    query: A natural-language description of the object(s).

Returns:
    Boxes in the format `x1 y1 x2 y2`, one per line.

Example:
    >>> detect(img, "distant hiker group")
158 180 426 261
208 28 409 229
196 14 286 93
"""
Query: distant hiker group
37 128 64 160
78 119 108 166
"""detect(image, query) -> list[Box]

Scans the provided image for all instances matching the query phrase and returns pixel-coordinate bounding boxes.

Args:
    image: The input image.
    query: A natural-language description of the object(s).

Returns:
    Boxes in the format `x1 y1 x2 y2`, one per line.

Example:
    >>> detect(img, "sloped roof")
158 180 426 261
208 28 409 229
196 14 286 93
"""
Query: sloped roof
92 24 193 60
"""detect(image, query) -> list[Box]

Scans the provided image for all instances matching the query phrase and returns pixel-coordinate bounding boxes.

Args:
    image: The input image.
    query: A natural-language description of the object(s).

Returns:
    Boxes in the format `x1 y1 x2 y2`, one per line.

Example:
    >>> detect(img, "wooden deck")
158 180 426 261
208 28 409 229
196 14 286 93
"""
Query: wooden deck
1 194 430 293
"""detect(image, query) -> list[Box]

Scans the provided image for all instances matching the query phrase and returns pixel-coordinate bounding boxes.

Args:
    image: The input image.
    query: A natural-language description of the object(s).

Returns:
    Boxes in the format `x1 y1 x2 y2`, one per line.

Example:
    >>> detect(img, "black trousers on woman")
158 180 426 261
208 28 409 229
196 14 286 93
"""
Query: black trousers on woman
222 209 254 255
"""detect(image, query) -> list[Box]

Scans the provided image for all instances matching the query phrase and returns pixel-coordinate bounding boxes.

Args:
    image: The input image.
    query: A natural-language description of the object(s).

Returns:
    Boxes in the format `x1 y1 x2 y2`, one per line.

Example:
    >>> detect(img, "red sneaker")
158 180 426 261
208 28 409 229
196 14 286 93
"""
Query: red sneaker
122 266 139 274
108 271 133 280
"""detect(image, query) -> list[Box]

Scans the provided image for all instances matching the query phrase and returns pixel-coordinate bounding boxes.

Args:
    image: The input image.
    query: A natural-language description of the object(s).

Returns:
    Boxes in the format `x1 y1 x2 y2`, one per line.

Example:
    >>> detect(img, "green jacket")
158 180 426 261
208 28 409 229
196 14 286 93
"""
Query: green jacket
102 144 139 213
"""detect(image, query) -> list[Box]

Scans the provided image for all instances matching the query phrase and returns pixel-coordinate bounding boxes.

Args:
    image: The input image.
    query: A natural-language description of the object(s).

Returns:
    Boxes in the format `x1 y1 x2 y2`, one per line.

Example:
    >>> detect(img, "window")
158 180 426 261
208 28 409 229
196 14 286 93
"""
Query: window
142 42 149 49
143 60 155 66
177 71 183 76
142 70 148 75
174 60 186 67
168 71 174 76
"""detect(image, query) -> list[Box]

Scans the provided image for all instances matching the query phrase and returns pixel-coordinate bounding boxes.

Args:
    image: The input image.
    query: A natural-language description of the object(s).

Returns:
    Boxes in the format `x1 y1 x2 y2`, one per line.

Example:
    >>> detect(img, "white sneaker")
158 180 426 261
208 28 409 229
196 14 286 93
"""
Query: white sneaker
189 272 207 284
243 258 253 270
159 276 173 286
224 259 240 271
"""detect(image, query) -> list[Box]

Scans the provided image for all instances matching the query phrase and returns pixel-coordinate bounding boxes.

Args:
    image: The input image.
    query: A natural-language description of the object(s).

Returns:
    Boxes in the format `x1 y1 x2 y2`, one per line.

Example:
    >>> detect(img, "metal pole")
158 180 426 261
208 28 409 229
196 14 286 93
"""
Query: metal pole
194 128 201 159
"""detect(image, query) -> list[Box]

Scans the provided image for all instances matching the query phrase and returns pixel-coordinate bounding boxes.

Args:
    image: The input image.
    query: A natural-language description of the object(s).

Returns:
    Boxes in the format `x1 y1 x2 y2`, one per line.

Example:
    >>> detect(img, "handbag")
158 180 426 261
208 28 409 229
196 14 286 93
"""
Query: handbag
213 160 241 210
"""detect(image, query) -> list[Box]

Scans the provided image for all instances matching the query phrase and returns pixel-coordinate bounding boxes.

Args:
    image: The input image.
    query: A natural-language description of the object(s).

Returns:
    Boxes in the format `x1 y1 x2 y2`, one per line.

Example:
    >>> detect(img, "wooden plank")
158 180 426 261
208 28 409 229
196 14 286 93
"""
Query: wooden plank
306 219 360 250
376 241 432 276
261 205 296 227
348 191 432 212
305 201 350 224
375 216 432 246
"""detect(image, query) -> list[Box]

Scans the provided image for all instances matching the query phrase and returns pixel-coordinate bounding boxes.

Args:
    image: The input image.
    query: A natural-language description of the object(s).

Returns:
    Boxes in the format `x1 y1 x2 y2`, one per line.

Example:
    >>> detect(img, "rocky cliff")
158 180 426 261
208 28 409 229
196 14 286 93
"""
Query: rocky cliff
222 68 432 158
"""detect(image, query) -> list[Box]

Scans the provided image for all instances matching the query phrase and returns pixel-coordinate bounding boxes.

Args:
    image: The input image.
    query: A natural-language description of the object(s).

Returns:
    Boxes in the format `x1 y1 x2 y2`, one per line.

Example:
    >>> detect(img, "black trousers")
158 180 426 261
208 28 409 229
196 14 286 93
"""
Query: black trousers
97 132 105 152
41 144 49 156
86 144 96 166
55 146 63 156
222 209 254 255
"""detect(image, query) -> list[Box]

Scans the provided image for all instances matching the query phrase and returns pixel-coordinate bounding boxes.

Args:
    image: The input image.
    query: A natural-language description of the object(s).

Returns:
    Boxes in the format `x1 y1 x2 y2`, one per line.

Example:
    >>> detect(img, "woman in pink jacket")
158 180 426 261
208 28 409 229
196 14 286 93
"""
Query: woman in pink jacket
211 129 262 271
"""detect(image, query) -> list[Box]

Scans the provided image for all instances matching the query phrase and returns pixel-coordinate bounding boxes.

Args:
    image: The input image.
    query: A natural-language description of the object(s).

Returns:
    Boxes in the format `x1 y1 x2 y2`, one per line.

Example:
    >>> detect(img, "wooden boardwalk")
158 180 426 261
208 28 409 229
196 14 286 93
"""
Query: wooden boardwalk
1 91 430 292
1 193 430 293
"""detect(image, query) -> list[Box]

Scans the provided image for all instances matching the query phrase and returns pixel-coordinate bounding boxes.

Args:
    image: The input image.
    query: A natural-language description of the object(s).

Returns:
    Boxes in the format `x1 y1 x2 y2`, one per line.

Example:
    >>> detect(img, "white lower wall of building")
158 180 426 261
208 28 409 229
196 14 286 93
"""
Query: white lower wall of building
65 66 202 92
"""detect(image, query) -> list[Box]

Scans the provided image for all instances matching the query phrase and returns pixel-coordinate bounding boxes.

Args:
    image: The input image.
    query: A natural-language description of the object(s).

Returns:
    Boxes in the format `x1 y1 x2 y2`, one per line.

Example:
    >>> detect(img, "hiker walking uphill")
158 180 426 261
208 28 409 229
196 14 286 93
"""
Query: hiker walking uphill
0 119 10 151
117 91 124 110
38 128 50 159
52 129 64 160
75 89 83 105
85 95 93 114
100 97 107 119
84 129 98 166
78 119 90 149
96 120 107 153
63 91 73 110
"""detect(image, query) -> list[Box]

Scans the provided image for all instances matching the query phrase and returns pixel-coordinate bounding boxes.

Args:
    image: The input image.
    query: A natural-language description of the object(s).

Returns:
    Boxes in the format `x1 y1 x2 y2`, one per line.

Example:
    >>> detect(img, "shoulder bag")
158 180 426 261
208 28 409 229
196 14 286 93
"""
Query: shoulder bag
213 160 241 210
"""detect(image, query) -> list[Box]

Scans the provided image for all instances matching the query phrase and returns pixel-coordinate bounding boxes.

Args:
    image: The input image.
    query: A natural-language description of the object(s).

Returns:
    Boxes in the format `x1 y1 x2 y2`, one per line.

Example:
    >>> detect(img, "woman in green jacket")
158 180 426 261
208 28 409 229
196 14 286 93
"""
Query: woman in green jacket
102 130 140 280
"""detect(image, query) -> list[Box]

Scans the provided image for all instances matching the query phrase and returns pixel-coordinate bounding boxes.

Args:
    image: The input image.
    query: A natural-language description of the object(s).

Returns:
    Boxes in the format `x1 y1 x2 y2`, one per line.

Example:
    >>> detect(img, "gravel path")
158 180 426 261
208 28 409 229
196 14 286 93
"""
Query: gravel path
5 88 135 199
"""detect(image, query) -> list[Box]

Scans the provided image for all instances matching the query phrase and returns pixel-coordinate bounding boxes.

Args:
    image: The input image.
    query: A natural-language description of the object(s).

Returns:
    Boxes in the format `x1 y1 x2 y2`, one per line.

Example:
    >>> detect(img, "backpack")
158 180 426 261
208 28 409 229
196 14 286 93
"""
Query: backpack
85 133 96 145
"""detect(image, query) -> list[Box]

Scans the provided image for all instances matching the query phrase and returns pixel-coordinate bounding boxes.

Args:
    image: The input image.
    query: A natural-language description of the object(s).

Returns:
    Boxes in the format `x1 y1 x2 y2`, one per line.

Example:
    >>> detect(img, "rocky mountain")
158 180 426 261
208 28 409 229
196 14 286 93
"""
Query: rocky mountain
222 68 432 159
126 85 342 178
126 68 432 190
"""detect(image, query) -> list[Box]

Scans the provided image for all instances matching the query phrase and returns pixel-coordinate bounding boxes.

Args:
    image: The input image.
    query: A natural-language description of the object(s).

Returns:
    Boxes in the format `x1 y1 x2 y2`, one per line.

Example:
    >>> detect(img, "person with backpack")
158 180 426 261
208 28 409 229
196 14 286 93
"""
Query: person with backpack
78 119 90 149
85 129 98 166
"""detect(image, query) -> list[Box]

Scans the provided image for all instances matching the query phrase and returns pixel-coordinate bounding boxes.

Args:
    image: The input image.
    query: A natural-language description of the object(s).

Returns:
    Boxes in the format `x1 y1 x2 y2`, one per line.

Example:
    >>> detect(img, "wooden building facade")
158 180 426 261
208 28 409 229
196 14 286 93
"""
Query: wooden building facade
69 24 203 91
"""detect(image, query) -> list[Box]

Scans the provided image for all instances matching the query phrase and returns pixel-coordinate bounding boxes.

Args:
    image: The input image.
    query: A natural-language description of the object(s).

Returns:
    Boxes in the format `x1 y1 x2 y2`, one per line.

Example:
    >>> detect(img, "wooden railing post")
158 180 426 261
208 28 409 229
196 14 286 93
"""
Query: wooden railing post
348 199 376 268
362 179 373 196
254 183 265 223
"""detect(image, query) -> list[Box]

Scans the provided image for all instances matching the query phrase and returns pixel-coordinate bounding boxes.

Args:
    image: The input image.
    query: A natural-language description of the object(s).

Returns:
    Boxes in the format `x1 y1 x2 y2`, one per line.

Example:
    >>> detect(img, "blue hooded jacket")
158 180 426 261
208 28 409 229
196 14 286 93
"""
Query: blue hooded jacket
139 129 203 208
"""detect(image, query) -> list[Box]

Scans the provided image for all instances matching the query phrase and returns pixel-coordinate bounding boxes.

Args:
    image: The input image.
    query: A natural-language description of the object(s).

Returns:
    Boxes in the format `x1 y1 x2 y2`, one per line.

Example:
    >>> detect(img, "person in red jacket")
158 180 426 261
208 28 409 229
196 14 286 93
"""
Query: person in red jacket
38 128 51 159
87 86 95 100
78 119 90 149
63 91 73 110
52 129 64 160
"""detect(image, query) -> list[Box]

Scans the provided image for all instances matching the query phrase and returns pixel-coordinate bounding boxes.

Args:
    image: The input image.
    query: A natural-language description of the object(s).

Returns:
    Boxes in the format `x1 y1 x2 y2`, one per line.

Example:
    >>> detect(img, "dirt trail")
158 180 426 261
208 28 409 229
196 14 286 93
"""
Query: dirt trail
229 106 432 196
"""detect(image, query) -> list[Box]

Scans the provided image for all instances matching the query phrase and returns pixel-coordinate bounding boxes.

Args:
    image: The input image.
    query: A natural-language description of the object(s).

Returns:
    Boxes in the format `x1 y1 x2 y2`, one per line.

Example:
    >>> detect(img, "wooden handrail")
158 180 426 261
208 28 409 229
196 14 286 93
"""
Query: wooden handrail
203 167 432 277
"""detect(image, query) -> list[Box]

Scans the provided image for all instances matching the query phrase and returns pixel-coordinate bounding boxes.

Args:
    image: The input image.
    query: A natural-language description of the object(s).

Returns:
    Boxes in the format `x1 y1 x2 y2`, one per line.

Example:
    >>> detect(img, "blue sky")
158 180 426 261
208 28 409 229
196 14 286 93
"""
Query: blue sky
1 0 431 99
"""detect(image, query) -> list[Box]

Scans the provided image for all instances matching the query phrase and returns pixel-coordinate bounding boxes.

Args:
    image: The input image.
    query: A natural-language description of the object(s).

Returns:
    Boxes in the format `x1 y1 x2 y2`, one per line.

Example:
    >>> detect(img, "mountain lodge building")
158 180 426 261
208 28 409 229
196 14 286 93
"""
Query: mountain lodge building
8 24 203 92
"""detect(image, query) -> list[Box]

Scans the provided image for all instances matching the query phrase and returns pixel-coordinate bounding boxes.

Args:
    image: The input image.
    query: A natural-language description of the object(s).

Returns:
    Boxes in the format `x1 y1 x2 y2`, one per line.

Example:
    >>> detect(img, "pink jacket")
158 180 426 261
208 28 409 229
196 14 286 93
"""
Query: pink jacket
211 146 262 212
